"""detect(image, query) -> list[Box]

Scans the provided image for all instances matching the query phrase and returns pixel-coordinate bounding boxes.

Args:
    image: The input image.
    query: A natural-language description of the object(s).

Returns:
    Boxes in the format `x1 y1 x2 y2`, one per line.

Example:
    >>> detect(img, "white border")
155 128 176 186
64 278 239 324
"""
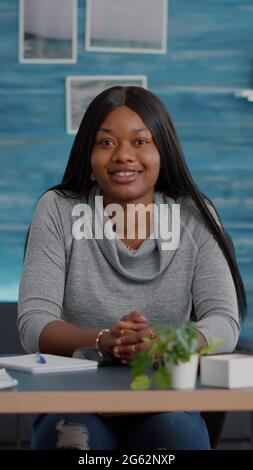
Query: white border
85 0 168 55
19 0 77 64
66 75 148 134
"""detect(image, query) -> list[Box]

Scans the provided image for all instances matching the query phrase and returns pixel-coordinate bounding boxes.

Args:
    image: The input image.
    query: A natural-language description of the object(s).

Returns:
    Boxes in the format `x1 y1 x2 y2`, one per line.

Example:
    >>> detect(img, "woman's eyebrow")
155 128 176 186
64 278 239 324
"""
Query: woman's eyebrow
98 127 149 133
98 128 113 133
134 128 149 133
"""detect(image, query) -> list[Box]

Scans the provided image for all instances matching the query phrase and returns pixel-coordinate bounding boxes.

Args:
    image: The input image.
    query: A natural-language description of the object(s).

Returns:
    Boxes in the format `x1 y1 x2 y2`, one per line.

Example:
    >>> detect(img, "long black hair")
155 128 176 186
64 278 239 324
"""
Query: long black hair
27 86 247 319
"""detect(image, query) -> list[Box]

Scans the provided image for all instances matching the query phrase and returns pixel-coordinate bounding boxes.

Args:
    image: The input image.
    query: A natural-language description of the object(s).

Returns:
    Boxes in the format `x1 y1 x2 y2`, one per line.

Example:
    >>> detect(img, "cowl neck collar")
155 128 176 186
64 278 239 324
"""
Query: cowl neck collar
88 185 178 282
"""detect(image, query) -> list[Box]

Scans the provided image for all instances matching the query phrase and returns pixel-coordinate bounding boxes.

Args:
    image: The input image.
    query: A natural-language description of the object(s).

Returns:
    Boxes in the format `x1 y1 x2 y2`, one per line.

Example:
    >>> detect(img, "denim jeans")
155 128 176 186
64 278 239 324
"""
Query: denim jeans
32 412 210 450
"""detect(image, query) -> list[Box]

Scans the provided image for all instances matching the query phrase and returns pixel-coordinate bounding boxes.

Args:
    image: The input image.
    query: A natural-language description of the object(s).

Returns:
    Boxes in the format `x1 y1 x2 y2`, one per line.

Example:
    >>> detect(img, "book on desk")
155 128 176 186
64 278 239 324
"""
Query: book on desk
0 354 98 374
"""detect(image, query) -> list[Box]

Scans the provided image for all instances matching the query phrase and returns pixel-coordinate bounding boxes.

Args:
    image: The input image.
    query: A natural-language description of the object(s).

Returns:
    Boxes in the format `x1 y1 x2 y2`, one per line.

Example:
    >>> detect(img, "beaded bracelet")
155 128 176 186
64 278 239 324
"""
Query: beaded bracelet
95 328 110 358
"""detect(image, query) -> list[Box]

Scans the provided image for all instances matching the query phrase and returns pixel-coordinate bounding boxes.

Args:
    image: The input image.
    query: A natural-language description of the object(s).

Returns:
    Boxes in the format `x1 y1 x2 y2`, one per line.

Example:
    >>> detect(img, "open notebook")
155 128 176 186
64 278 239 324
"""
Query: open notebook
0 354 98 374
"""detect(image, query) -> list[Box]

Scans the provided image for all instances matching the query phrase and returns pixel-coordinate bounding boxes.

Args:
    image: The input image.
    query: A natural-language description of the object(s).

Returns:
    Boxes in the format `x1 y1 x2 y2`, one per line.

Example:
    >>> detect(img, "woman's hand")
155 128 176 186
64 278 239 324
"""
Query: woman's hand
112 311 156 364
98 311 155 364
98 311 148 356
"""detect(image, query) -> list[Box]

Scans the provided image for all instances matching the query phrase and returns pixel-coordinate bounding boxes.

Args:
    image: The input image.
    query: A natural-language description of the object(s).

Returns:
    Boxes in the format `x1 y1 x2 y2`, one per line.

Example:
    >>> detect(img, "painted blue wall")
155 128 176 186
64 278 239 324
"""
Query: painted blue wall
0 1 252 339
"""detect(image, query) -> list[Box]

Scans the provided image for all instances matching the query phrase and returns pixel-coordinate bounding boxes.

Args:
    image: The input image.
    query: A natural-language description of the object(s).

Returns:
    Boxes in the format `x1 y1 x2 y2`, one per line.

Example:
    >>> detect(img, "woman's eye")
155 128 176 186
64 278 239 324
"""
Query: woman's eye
98 139 114 146
136 139 148 145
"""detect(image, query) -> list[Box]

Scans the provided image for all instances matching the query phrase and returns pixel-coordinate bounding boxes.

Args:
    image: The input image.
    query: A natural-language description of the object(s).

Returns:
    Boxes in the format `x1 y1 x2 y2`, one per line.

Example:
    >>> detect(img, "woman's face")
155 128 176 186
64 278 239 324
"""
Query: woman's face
90 106 160 206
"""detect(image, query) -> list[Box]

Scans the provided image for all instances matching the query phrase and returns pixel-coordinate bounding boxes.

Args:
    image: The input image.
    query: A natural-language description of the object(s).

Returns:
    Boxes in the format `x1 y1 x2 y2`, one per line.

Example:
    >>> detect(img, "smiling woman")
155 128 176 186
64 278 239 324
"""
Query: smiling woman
18 86 246 450
90 105 160 249
90 106 160 207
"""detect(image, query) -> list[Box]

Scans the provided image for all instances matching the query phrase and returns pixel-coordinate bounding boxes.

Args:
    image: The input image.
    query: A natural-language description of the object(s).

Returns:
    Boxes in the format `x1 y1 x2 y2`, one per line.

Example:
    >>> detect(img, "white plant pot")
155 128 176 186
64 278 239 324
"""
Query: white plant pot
164 354 199 389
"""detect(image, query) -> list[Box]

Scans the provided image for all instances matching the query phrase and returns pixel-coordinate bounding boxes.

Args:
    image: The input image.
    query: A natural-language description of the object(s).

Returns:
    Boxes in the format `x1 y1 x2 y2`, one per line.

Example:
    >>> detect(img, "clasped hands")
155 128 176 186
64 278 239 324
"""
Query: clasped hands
100 311 156 365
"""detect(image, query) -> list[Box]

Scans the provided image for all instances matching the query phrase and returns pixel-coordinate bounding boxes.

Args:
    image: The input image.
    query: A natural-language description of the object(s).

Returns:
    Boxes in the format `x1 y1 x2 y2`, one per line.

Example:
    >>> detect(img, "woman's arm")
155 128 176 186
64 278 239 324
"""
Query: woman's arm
192 230 240 352
38 317 144 357
39 320 100 356
18 192 68 352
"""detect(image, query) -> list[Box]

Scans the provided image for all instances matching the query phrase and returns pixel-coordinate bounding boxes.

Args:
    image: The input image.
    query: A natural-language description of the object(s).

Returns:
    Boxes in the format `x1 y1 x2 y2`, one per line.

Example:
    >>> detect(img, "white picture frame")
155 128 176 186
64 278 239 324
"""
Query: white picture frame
66 75 148 134
19 0 77 64
85 0 168 54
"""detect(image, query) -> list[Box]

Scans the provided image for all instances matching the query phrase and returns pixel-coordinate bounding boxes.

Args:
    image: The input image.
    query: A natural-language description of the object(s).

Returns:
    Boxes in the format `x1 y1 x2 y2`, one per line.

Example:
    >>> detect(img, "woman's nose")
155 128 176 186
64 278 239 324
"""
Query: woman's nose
111 143 136 162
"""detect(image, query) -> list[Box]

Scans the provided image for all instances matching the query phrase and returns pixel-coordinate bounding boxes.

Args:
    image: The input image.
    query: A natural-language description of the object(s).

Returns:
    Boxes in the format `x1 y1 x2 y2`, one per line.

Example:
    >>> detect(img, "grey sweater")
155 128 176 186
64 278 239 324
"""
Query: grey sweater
18 185 240 353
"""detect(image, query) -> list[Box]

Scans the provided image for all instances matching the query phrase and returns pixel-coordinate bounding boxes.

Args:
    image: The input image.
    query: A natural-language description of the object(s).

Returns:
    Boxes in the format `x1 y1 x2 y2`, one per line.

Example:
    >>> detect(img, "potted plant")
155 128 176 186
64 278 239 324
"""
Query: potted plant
130 321 223 390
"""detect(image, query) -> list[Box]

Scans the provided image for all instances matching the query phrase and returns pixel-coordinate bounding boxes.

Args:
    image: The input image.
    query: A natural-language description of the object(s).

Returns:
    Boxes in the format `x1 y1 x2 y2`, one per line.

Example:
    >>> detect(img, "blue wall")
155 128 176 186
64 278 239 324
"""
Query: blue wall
0 1 252 339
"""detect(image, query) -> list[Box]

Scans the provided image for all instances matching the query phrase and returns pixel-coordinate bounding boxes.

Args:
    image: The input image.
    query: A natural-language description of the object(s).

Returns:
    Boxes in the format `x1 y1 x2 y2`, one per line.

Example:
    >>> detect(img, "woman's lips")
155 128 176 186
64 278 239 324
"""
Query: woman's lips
108 171 142 184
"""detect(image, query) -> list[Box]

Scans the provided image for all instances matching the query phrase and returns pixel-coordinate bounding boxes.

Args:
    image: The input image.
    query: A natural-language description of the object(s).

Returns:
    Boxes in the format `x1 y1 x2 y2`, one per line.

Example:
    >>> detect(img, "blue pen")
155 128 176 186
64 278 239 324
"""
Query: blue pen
35 353 46 364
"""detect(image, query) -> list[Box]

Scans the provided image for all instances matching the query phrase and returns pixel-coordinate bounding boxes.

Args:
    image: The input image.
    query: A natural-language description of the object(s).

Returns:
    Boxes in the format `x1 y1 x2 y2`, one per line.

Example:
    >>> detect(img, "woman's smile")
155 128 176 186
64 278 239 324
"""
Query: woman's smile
107 167 143 184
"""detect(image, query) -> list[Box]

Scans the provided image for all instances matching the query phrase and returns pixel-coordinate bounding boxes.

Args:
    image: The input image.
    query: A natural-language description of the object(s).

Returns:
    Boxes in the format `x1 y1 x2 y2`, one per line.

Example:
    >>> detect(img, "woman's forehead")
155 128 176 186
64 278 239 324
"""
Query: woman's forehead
99 106 150 134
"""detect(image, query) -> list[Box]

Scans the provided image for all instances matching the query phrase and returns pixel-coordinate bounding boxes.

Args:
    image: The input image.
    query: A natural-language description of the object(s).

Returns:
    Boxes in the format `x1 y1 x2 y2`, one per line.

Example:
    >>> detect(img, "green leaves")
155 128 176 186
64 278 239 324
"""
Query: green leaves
153 366 172 389
199 338 224 356
129 320 224 390
130 350 154 377
131 375 150 390
154 321 199 365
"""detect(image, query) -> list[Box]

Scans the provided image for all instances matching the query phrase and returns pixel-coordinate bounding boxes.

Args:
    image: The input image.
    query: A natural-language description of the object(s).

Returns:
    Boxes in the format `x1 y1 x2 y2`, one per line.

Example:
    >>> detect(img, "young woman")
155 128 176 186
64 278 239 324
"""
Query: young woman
18 86 246 450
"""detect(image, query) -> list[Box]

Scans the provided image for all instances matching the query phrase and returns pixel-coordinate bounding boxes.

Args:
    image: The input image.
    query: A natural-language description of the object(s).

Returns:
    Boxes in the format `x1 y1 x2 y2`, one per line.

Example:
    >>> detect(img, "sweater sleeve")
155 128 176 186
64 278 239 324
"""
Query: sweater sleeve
192 230 240 353
18 191 66 352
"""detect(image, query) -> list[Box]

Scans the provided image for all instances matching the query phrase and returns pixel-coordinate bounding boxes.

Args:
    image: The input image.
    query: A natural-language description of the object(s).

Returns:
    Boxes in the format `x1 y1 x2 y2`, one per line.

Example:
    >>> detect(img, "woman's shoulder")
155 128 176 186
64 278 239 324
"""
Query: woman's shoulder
36 189 88 213
175 195 222 249
176 194 220 226
176 195 202 223
30 190 90 240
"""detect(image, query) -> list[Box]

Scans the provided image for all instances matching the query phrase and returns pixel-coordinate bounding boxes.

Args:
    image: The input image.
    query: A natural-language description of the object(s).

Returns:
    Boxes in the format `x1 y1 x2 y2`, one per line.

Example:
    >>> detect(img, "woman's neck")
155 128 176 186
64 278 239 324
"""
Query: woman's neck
103 192 155 244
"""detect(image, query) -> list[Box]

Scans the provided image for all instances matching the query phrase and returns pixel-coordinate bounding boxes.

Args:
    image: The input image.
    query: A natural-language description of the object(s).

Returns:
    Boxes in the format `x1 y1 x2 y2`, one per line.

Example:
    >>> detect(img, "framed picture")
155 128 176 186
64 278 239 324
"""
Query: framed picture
85 0 168 54
66 75 148 134
19 0 77 63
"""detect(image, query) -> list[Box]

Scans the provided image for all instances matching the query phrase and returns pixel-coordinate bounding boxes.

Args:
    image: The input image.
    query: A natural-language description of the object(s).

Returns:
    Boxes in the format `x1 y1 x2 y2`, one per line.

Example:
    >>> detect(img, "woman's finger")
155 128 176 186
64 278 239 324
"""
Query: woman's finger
113 341 150 360
120 311 148 323
115 331 139 346
115 327 156 346
134 322 153 332
110 320 139 337
113 343 138 360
